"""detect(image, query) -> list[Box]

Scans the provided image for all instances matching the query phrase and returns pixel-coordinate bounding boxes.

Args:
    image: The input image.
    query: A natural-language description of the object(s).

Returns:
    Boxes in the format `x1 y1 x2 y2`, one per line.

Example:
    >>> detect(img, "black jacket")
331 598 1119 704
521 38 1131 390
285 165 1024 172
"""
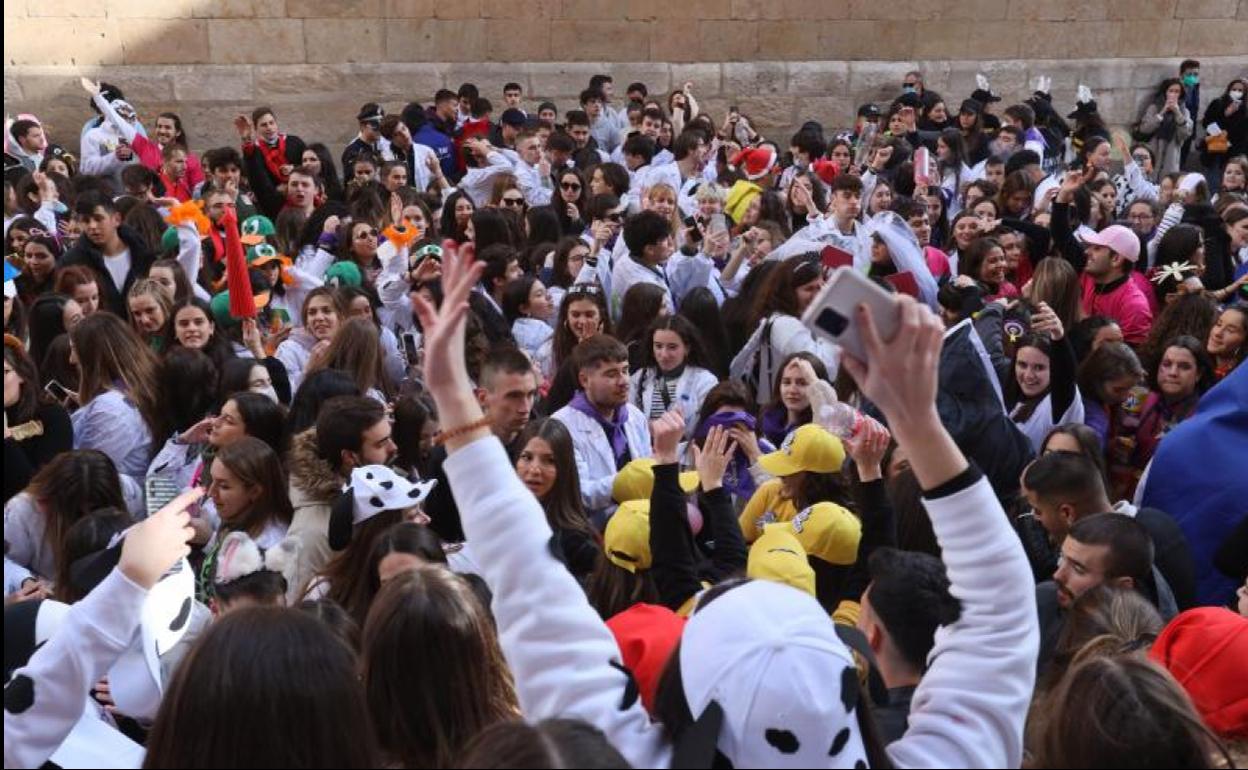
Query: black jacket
3 403 73 505
61 224 155 316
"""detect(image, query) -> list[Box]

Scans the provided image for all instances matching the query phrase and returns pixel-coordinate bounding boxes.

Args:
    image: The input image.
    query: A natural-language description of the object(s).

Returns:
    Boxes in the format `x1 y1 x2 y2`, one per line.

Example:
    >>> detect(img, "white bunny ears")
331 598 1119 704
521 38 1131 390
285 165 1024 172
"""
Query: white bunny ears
1034 75 1052 95
1077 84 1094 105
214 532 301 588
976 73 991 92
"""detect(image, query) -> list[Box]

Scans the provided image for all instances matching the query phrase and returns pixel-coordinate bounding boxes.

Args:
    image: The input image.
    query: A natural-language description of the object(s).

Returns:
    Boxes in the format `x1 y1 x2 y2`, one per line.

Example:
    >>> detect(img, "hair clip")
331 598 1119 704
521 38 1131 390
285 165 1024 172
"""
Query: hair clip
1149 261 1197 284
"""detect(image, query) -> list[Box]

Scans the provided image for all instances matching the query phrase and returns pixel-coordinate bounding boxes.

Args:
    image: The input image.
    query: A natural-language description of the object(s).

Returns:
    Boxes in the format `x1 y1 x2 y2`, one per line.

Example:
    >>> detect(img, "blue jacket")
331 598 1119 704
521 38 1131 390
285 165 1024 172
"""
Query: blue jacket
414 123 458 182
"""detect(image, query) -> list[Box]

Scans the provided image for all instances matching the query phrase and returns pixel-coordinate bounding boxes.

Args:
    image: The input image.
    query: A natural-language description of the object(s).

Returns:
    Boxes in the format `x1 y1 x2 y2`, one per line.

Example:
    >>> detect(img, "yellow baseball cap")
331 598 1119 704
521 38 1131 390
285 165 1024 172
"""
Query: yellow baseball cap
758 424 846 477
605 500 651 574
747 525 815 597
612 459 699 503
782 503 861 565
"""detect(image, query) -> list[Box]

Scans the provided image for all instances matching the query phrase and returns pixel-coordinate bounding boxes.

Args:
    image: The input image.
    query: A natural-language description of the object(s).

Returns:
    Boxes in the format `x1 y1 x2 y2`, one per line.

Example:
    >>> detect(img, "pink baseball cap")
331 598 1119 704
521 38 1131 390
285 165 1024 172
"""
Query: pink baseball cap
1081 224 1140 263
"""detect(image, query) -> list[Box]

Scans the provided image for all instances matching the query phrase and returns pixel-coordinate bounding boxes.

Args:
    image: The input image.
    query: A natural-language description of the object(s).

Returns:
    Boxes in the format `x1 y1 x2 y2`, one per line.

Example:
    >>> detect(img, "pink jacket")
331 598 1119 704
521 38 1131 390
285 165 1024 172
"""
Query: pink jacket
1080 273 1154 344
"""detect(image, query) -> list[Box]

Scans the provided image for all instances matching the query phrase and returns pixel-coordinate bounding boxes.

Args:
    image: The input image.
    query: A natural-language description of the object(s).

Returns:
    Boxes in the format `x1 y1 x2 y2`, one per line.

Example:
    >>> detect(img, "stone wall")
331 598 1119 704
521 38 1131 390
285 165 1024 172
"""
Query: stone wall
5 1 1247 152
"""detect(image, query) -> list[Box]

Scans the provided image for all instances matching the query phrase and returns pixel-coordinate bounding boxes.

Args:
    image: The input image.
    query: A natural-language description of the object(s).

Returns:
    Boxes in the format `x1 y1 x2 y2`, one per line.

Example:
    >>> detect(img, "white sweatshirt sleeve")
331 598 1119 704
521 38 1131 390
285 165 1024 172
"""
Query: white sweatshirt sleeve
91 92 139 145
444 437 673 769
887 471 1039 769
458 152 514 207
3 568 149 770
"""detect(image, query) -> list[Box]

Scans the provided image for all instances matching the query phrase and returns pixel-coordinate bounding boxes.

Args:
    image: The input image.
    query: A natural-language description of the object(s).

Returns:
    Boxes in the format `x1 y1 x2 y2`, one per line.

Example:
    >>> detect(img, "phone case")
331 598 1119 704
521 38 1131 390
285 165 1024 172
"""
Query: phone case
800 267 902 362
145 476 183 519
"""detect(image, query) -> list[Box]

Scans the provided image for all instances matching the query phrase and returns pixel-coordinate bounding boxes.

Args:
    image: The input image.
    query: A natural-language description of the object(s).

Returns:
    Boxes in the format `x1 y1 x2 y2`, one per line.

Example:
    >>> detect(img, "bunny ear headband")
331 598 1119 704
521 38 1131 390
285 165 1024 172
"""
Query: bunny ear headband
328 465 438 550
1034 75 1052 95
214 531 301 587
1077 84 1094 105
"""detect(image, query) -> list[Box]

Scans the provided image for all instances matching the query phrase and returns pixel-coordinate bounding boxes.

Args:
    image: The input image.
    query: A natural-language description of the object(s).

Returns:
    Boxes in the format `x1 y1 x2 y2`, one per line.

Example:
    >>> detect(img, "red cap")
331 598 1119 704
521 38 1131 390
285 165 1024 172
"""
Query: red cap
731 146 777 181
606 603 686 714
1148 607 1248 738
812 158 839 186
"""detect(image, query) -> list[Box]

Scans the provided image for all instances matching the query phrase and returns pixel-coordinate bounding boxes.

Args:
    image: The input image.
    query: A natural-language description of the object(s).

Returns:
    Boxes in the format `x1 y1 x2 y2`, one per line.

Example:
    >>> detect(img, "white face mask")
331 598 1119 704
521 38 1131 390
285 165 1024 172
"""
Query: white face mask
1231 90 1245 102
255 385 279 404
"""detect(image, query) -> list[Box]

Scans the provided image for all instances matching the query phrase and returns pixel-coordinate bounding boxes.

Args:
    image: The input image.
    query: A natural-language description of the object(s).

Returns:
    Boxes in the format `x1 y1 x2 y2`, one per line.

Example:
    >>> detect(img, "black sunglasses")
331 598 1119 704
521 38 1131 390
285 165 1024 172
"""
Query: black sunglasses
501 197 526 207
561 182 582 191
604 212 624 222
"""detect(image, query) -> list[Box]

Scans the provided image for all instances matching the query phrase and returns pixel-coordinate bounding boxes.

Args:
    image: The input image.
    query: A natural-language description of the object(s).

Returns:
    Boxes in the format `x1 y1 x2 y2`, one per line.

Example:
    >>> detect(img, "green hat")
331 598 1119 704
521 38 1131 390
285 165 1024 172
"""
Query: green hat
324 261 362 288
209 269 274 329
240 215 275 245
246 243 286 268
160 226 180 254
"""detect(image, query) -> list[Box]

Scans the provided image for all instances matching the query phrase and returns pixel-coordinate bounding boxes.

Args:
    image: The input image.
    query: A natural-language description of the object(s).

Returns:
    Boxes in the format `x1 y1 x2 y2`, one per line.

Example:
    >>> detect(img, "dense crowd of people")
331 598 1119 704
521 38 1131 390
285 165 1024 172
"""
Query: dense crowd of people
4 60 1247 768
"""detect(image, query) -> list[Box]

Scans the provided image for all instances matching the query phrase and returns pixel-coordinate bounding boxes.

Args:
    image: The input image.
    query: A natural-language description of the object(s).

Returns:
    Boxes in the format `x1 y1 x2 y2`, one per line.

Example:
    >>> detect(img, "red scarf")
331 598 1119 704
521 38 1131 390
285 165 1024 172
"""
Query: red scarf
206 224 226 266
159 170 192 202
256 135 289 183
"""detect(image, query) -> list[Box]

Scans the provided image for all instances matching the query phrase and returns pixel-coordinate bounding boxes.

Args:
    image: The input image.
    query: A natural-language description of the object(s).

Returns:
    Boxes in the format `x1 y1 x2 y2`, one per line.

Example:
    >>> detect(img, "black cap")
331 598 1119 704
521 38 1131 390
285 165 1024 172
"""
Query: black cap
858 103 882 119
500 108 527 128
357 102 384 124
1067 100 1099 120
959 98 984 115
971 88 1001 104
537 101 558 115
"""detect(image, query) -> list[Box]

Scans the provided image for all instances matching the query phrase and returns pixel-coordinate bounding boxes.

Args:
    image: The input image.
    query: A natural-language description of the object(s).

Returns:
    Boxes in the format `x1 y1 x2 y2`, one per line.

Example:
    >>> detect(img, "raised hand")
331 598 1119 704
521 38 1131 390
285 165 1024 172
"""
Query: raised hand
840 295 943 433
651 410 685 465
234 115 254 142
80 77 101 96
118 488 199 589
180 415 216 446
692 425 737 492
845 416 890 482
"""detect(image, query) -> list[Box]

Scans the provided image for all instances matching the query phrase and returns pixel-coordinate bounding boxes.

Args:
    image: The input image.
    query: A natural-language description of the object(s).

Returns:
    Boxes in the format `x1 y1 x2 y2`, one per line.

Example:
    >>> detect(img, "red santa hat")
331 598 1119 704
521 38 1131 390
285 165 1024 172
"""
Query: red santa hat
731 146 777 181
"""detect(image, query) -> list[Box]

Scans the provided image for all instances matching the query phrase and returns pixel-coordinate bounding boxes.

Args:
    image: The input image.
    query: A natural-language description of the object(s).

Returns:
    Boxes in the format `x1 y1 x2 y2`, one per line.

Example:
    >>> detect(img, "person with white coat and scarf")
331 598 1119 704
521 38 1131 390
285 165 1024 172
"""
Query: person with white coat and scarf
629 315 718 440
551 334 652 525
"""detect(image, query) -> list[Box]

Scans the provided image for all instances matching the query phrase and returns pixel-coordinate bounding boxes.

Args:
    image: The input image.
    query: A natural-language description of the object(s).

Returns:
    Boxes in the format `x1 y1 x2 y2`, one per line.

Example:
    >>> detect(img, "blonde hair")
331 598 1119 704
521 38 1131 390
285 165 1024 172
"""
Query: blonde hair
694 182 727 204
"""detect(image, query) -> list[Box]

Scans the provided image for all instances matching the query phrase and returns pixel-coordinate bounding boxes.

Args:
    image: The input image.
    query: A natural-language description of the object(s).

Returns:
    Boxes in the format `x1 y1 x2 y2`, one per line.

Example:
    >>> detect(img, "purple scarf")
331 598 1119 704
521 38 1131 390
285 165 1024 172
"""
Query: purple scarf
569 391 631 469
694 411 761 500
760 406 798 449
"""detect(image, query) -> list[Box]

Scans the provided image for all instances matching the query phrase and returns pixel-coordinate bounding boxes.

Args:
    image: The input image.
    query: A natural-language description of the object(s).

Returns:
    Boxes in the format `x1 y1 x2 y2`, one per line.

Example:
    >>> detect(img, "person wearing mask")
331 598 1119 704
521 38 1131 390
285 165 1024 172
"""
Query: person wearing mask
423 346 538 542
552 335 651 525
286 395 396 604
1178 60 1202 168
60 192 155 317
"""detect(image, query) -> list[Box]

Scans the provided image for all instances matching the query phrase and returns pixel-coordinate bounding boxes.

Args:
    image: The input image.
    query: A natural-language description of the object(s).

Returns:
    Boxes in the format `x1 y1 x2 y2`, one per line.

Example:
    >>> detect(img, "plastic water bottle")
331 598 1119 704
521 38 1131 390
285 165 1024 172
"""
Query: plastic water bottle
818 402 863 440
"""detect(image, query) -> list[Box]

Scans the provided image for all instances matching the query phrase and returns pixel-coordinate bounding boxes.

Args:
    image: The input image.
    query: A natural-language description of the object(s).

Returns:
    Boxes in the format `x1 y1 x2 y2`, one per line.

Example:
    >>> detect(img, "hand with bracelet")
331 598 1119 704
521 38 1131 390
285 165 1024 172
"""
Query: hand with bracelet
411 240 490 451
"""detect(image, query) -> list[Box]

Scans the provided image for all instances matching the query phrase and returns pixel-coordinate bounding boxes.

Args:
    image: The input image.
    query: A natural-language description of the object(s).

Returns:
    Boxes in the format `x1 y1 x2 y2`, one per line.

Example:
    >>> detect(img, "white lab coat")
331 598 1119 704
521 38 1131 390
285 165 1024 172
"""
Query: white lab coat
551 402 652 519
629 366 719 438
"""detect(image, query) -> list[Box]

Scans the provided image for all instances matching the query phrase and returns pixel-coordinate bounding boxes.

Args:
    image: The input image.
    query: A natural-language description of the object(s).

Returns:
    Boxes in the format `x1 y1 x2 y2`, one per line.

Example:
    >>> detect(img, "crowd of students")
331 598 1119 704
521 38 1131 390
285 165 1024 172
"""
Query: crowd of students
4 61 1247 768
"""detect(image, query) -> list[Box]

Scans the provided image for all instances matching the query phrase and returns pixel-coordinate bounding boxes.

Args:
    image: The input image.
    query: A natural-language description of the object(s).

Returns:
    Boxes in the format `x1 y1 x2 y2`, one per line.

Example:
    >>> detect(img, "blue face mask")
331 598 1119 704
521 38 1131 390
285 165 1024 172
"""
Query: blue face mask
1182 73 1199 87
902 84 917 94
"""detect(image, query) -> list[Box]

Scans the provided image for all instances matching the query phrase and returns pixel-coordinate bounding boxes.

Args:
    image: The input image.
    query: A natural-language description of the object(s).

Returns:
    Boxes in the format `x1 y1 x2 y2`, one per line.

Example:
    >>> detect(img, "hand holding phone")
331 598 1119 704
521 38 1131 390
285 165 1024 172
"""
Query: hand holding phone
801 267 902 363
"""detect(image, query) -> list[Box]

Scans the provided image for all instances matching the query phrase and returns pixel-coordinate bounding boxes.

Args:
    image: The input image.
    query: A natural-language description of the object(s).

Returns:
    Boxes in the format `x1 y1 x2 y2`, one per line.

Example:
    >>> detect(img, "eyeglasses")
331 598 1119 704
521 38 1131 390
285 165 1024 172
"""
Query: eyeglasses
561 182 582 192
1128 213 1155 222
501 197 526 208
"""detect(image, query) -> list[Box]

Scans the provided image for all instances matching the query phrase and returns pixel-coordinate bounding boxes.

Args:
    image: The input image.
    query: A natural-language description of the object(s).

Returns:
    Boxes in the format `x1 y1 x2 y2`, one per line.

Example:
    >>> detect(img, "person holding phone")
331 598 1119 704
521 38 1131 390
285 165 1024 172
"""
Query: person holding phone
1139 79 1194 178
4 337 72 504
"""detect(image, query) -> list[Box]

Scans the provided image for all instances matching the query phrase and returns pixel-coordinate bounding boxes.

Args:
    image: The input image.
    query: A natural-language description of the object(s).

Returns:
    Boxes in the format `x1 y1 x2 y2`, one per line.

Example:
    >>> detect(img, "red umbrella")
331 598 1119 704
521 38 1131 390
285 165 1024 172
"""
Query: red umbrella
220 206 256 320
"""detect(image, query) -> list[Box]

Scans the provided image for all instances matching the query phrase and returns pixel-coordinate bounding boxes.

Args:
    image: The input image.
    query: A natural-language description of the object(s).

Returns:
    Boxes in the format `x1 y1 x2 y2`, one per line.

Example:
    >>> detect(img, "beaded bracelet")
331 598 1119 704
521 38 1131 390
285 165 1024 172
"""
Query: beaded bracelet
432 415 493 447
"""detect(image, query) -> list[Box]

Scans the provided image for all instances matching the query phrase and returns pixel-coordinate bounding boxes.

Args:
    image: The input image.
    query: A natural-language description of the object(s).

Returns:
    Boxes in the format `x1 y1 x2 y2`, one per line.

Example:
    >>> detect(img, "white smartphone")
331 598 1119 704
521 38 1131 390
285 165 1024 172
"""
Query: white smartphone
801 267 901 363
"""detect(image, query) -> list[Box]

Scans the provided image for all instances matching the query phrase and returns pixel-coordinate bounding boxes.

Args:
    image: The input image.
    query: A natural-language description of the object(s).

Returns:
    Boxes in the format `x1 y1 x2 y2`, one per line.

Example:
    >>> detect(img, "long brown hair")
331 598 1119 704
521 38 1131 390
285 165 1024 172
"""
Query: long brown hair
304 317 392 399
3 340 46 425
512 419 596 542
552 285 611 369
314 509 403 626
1026 257 1083 333
69 312 163 442
362 567 518 768
748 254 820 330
1029 654 1227 769
214 437 294 537
1042 584 1163 693
144 607 380 768
26 450 126 582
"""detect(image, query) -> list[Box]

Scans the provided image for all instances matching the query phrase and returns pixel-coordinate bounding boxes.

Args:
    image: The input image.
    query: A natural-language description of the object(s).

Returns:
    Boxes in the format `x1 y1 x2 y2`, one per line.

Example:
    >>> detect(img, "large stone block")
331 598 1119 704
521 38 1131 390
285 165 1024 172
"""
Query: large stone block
757 21 820 61
5 18 123 66
729 0 851 20
935 0 1009 20
848 0 942 20
1018 21 1119 58
1105 0 1178 19
1006 0 1108 20
4 1 27 17
698 19 758 61
1178 18 1248 53
107 0 200 17
1115 21 1183 56
787 62 850 96
914 22 1020 60
723 62 786 96
558 0 628 19
433 0 482 18
350 63 445 101
670 63 722 96
385 19 486 62
481 0 559 18
484 19 552 61
1076 59 1173 90
734 95 794 131
794 96 856 129
626 0 732 21
1176 0 1239 16
27 0 108 17
819 21 914 59
287 0 383 17
304 20 384 64
170 65 256 102
193 0 288 18
947 60 1029 99
443 63 531 98
650 20 702 63
551 21 651 61
527 63 609 97
209 19 306 64
847 61 919 101
611 64 673 95
382 0 435 17
121 19 211 65
252 65 347 99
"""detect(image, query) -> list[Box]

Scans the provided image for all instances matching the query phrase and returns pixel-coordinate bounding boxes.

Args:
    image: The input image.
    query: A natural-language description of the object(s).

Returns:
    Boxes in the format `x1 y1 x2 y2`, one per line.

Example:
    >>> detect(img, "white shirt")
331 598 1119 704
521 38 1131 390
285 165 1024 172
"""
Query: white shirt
102 247 131 294
551 402 652 520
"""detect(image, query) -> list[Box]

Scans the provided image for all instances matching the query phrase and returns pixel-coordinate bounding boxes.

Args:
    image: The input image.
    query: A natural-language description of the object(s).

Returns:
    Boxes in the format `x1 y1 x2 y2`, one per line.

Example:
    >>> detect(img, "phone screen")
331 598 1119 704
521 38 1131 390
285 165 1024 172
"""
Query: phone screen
402 333 419 365
145 476 183 519
44 380 70 402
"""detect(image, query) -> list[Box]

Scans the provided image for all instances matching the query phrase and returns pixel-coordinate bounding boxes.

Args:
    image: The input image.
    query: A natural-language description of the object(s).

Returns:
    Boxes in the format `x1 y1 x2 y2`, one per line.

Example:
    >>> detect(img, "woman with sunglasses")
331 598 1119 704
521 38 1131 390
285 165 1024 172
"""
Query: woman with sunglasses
336 220 383 287
555 168 587 235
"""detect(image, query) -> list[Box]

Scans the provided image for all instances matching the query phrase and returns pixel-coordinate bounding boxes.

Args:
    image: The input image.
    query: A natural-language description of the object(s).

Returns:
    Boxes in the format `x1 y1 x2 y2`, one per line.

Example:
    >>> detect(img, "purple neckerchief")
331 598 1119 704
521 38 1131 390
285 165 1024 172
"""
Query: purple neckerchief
760 406 797 448
694 411 760 500
569 390 630 468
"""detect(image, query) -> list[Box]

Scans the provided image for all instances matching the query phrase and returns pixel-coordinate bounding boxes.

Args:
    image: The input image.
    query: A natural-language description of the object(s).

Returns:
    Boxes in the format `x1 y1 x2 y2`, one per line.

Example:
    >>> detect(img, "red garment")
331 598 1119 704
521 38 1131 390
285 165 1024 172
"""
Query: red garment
984 281 1021 302
1149 608 1248 739
454 118 491 174
1079 273 1154 344
158 170 192 202
1011 253 1034 288
605 603 686 715
131 134 205 192
255 135 291 184
924 245 951 278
